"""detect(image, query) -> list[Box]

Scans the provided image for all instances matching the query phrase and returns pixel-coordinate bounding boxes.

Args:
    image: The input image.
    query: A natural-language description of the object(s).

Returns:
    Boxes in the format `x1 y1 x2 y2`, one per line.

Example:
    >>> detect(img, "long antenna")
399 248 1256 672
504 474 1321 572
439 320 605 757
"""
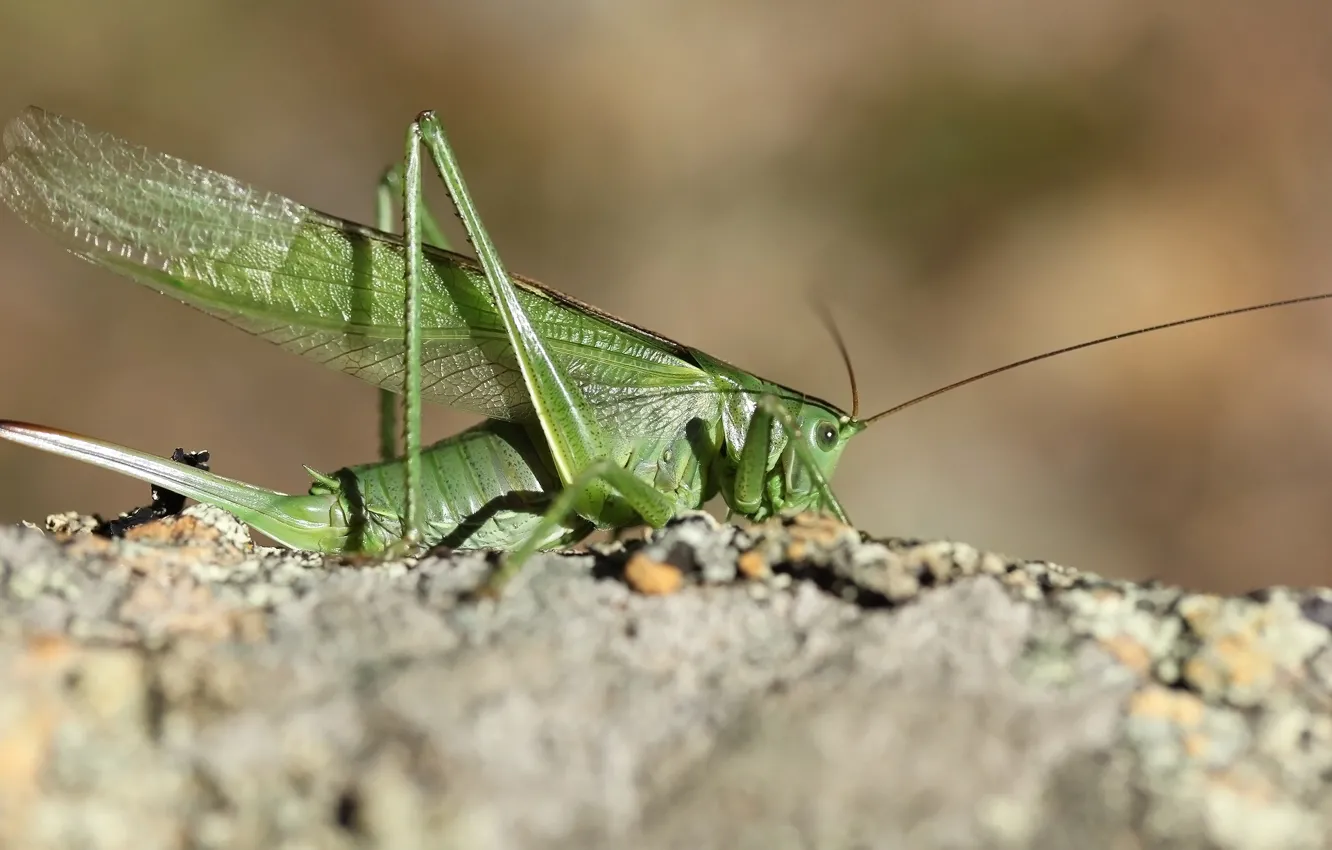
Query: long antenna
860 292 1332 426
814 301 860 419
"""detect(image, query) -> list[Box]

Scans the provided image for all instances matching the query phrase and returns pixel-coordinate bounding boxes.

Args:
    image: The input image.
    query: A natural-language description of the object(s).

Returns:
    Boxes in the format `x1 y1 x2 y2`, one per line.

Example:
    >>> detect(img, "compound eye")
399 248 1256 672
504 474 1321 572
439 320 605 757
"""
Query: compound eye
814 420 838 451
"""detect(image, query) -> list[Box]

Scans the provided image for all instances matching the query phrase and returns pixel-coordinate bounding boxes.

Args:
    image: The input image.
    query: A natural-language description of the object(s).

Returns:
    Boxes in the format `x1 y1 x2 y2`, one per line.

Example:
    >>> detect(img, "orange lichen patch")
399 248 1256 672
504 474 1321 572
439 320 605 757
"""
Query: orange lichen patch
776 512 855 563
0 694 51 843
231 608 270 643
1183 731 1211 759
788 512 853 544
1208 766 1279 805
59 533 114 556
117 576 268 643
1177 595 1225 635
124 513 247 555
22 632 77 665
1183 635 1276 699
1098 634 1153 675
125 515 205 545
52 511 252 574
1211 635 1275 691
1182 657 1224 697
786 539 807 562
624 552 684 595
0 700 50 785
61 525 247 573
1 636 144 843
1128 685 1206 728
736 551 769 580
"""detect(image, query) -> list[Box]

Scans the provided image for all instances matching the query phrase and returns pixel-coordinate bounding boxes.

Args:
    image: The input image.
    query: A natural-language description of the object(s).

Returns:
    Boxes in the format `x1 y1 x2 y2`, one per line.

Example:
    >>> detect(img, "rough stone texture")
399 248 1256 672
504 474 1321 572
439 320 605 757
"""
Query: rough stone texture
2 505 1332 849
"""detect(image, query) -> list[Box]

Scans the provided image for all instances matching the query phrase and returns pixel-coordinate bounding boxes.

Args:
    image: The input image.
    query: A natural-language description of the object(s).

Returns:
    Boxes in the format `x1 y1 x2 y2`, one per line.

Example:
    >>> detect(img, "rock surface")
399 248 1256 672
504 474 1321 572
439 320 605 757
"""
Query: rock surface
1 505 1331 849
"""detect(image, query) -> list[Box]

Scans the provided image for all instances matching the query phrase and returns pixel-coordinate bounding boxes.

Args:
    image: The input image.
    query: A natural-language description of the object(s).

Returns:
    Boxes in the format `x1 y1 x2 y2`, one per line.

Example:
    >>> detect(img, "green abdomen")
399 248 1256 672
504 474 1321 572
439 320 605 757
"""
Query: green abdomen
332 419 590 552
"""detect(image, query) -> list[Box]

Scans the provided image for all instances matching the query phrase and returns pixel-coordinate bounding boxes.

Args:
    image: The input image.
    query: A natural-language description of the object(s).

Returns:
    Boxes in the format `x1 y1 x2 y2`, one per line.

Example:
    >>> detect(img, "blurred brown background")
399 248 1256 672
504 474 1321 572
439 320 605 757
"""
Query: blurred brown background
2 0 1332 593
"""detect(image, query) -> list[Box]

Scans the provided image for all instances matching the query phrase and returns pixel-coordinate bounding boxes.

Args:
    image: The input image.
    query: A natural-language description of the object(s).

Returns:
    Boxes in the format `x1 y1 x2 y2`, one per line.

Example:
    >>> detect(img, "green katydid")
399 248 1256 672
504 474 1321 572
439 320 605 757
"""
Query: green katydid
0 106 1328 590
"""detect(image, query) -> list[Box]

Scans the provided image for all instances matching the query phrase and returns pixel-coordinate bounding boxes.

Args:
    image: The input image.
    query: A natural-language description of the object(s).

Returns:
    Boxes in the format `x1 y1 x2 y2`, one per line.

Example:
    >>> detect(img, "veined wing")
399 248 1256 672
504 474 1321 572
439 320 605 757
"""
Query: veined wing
0 106 722 432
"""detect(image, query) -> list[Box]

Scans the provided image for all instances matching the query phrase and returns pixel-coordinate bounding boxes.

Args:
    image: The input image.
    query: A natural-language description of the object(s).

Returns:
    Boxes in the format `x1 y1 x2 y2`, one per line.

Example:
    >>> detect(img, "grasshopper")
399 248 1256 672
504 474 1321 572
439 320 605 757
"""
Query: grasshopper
0 107 1327 589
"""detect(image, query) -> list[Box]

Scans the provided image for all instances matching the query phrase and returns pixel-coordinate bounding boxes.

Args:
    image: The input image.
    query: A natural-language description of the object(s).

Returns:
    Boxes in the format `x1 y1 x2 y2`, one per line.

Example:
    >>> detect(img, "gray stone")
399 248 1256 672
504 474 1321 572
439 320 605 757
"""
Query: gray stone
1 505 1330 849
